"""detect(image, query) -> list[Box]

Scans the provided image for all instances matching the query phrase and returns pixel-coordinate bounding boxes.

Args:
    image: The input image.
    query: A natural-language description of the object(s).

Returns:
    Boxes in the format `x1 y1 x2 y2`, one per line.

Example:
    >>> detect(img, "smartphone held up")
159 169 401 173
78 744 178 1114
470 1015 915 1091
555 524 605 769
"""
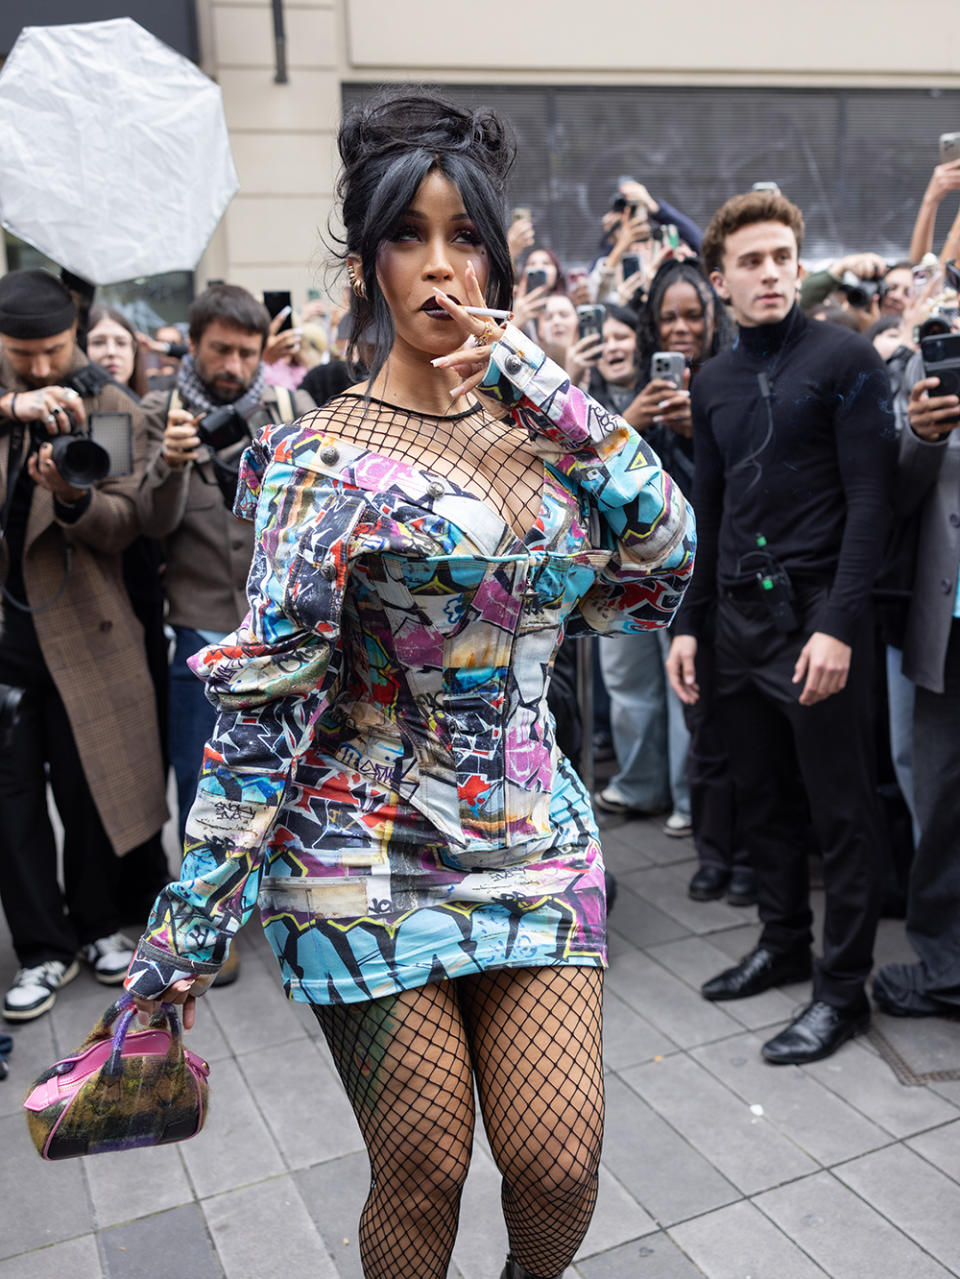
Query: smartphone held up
577 305 605 343
263 290 293 332
650 352 686 389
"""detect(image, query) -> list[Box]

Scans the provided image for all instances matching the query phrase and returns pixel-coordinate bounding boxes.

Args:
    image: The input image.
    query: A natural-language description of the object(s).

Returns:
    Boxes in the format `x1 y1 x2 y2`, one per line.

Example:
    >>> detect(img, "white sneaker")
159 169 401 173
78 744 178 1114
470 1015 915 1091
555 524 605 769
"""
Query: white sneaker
80 933 136 985
663 811 693 838
3 958 79 1022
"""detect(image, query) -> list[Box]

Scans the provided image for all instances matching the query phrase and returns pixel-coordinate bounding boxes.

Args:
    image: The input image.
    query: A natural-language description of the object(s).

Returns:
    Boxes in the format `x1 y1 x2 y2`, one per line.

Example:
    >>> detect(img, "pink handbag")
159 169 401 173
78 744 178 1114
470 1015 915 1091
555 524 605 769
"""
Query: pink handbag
23 993 210 1160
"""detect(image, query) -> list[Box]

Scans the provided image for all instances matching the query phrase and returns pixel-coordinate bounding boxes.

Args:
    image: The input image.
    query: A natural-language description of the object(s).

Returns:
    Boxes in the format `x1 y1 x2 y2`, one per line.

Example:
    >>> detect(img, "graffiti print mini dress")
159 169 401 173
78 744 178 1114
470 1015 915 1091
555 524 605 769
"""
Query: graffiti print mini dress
127 327 696 1005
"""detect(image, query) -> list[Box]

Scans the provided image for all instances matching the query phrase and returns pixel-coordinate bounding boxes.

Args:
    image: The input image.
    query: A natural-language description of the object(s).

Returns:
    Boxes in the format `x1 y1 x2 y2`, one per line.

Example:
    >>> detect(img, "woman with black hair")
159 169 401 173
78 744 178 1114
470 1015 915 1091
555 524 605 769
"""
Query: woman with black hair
630 257 732 455
600 259 755 899
126 91 694 1279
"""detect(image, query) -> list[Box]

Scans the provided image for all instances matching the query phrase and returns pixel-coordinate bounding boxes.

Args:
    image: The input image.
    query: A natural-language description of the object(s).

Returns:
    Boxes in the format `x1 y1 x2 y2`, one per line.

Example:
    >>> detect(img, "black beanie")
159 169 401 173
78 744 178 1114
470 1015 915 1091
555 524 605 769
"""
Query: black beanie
0 269 77 339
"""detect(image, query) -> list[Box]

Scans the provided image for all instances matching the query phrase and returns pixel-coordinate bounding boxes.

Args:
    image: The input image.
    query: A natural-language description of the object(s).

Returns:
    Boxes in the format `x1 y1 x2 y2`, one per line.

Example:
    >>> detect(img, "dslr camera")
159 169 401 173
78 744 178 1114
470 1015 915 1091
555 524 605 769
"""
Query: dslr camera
837 271 879 309
30 416 109 489
195 403 252 453
27 364 123 489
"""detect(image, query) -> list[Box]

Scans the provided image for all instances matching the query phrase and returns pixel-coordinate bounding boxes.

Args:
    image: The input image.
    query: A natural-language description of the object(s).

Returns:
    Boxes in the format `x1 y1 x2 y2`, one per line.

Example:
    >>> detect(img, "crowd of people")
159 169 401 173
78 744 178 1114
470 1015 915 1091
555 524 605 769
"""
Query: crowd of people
1 84 959 1279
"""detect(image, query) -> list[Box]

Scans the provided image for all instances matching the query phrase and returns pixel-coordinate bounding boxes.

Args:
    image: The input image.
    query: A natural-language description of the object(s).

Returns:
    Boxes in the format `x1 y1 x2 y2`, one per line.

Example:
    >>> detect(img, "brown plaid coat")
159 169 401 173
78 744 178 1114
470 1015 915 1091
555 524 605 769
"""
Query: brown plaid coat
0 350 167 854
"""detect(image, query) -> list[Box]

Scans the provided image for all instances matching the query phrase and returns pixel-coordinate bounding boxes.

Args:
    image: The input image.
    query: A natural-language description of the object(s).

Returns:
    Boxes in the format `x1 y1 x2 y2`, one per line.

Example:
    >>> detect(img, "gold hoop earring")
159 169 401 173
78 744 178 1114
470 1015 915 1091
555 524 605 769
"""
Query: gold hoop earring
348 266 366 300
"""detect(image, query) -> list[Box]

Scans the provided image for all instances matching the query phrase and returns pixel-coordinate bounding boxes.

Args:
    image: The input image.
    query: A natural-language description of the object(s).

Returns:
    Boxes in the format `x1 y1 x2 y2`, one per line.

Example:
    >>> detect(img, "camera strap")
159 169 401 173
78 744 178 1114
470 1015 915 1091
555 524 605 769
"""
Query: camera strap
1 421 26 533
0 419 74 615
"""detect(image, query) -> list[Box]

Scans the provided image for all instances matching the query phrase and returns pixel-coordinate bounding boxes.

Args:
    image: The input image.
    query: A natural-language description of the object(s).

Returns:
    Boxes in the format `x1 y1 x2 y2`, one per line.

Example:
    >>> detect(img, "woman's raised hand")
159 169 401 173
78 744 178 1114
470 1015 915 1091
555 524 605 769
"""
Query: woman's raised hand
430 260 511 402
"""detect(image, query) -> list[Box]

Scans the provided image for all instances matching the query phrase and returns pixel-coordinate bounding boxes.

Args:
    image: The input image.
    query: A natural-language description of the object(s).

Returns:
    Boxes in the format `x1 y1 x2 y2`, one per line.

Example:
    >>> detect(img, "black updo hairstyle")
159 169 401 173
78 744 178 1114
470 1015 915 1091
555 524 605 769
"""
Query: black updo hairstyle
336 90 517 382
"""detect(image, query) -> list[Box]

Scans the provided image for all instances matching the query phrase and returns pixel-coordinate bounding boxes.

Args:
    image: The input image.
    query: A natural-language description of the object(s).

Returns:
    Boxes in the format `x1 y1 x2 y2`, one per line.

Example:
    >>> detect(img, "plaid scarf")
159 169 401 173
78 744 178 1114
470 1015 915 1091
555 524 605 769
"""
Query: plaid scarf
176 353 266 419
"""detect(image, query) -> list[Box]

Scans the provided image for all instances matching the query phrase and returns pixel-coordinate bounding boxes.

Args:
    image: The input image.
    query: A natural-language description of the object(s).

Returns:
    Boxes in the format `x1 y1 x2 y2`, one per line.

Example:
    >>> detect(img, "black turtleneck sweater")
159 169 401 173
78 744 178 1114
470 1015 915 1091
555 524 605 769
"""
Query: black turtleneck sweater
676 306 897 646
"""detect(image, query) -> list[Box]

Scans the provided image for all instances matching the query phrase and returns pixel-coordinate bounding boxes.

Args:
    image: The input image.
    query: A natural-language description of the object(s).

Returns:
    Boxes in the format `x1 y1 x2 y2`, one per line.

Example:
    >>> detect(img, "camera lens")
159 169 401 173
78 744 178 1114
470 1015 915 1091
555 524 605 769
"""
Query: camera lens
50 434 110 488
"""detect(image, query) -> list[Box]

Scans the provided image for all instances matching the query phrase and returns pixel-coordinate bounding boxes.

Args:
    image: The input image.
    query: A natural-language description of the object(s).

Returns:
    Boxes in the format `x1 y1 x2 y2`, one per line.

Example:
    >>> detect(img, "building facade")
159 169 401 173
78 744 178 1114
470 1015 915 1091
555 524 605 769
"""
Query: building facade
2 0 959 312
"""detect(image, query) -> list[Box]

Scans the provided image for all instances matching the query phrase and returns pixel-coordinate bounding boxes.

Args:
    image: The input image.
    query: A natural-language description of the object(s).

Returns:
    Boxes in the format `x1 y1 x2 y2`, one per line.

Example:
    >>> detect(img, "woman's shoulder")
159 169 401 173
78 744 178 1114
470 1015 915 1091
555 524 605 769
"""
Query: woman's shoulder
250 397 365 468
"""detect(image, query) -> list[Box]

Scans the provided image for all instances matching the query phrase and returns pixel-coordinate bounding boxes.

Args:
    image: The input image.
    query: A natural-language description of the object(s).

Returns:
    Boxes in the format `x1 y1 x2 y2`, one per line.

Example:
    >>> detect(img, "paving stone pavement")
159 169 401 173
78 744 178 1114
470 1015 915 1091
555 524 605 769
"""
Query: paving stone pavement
2 814 960 1278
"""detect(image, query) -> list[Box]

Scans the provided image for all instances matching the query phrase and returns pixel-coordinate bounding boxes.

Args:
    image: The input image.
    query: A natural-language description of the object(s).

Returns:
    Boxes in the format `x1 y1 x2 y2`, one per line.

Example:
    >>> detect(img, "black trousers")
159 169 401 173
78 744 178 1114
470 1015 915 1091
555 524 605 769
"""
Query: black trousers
0 677 121 966
714 588 886 1009
904 620 960 1003
683 613 751 873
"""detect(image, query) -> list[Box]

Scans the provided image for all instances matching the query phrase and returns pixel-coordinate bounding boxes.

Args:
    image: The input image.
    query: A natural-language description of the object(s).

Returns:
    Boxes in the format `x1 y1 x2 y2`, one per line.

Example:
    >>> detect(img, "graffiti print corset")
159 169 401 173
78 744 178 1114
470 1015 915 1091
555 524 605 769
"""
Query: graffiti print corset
320 417 603 856
126 326 696 1005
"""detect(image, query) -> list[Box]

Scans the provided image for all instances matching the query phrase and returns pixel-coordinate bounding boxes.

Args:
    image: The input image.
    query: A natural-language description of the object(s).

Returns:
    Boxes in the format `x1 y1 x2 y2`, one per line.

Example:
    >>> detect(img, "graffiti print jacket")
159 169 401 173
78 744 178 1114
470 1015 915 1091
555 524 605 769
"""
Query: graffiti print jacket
126 325 696 1003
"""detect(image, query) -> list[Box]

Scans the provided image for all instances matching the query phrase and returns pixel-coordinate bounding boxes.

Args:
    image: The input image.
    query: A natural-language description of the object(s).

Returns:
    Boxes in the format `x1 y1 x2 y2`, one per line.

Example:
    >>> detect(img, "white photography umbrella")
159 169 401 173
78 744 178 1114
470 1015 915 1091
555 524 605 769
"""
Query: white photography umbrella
0 17 238 286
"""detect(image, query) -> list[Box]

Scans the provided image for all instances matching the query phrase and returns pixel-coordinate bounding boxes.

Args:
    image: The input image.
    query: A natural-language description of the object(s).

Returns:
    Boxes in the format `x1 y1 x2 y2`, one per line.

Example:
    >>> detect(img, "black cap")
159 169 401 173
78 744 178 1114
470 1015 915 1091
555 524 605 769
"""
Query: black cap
0 269 77 339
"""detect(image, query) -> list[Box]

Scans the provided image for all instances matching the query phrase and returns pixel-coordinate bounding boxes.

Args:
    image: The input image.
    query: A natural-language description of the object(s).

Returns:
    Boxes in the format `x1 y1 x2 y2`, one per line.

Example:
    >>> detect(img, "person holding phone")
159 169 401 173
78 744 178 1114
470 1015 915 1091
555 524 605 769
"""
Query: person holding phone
512 247 566 336
566 304 640 409
909 155 960 266
872 348 960 1019
589 208 656 305
0 269 165 1021
605 260 754 892
125 90 694 1279
136 285 315 855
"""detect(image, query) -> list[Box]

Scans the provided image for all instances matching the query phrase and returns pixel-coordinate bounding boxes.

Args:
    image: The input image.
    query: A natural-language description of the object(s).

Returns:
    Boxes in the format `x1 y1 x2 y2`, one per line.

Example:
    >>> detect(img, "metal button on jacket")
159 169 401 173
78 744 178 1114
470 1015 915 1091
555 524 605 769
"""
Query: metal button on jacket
504 354 523 375
320 446 339 466
321 561 337 581
427 481 444 499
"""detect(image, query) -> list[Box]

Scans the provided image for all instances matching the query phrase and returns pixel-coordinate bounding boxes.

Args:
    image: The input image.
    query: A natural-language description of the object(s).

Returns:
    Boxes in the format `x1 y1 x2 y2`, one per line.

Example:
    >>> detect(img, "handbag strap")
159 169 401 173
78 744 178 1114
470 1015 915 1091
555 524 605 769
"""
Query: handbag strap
82 993 187 1109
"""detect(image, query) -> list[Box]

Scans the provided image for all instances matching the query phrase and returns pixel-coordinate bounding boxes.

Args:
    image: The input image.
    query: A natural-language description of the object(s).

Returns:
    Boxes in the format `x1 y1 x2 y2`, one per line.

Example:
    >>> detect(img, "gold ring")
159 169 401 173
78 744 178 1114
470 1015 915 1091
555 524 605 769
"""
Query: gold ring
476 321 497 345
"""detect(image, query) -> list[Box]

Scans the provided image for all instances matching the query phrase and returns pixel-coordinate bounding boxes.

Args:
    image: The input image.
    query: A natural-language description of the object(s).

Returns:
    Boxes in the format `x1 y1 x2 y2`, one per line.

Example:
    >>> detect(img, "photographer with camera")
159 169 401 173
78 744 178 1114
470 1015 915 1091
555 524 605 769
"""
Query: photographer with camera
665 192 897 1065
0 269 166 1021
871 327 960 1018
799 251 889 328
137 285 314 878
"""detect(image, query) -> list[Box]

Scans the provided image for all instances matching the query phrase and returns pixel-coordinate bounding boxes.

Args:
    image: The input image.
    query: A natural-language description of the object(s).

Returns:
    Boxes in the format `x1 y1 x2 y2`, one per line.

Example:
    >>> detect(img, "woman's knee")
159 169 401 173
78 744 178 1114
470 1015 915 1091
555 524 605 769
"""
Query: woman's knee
499 1139 601 1204
374 1131 473 1204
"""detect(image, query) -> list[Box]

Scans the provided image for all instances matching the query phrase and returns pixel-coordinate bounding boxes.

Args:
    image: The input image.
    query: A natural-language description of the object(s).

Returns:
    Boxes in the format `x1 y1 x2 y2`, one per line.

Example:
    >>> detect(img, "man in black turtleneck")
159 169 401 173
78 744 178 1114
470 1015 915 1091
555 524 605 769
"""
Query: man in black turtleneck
666 191 897 1065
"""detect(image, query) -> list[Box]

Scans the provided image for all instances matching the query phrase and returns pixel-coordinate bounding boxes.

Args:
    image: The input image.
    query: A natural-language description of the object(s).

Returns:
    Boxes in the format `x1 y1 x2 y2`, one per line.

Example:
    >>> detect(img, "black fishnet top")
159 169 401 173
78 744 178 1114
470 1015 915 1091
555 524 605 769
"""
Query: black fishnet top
299 392 545 542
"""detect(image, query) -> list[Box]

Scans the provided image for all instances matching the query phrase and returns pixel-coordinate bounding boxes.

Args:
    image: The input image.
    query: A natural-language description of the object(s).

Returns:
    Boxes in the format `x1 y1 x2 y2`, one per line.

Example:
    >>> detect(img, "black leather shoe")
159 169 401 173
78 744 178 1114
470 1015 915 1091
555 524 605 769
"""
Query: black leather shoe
761 998 870 1064
688 865 730 901
726 866 757 907
701 945 812 1001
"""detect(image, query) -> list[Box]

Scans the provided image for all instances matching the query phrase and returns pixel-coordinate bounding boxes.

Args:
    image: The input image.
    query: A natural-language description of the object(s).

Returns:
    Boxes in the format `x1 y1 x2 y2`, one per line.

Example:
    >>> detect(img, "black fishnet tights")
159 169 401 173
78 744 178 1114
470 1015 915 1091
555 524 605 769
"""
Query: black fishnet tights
313 966 604 1279
304 393 545 542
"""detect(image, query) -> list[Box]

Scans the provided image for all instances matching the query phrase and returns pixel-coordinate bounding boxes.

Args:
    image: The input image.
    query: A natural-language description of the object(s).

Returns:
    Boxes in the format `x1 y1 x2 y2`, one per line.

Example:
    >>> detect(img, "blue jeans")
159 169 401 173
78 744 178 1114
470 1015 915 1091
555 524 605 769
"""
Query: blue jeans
169 626 224 841
886 644 920 846
599 630 690 815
